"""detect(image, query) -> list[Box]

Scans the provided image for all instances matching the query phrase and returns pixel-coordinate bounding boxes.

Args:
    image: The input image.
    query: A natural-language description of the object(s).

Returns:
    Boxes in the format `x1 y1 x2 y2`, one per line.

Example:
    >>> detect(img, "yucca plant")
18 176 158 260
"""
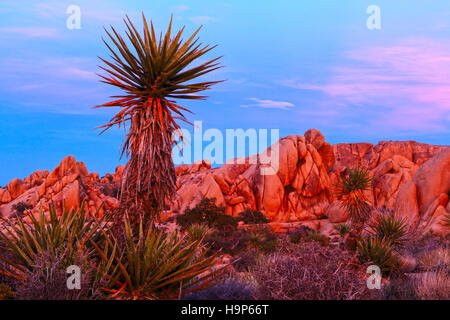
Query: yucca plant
96 14 223 221
334 223 351 237
335 166 373 242
444 212 450 228
186 223 214 242
0 202 104 281
91 216 226 300
367 213 409 247
357 237 399 272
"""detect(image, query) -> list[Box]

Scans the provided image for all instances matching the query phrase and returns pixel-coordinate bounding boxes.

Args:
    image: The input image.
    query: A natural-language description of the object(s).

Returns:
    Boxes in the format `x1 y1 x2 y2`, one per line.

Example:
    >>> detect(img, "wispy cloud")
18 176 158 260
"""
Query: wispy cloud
241 98 294 110
283 38 450 133
0 27 59 38
172 5 189 12
189 16 216 25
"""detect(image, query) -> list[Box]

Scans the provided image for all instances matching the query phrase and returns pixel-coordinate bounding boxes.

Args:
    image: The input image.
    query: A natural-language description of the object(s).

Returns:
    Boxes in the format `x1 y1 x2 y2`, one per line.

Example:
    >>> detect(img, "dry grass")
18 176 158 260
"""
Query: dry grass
418 247 450 270
415 268 450 300
252 242 372 300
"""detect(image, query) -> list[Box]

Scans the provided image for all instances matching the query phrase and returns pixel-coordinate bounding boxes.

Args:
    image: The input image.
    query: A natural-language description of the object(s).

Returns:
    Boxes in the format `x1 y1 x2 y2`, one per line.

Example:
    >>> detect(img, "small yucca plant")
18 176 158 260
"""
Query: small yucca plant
335 166 373 242
91 216 226 300
357 237 399 272
334 223 351 237
0 202 104 281
367 213 409 247
444 212 450 228
186 223 214 242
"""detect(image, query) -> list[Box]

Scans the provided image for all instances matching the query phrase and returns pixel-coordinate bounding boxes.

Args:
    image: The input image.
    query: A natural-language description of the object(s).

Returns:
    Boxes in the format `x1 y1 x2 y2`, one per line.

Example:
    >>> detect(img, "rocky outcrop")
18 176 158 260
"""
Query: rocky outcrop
0 129 448 236
0 155 122 218
172 131 334 222
170 129 448 236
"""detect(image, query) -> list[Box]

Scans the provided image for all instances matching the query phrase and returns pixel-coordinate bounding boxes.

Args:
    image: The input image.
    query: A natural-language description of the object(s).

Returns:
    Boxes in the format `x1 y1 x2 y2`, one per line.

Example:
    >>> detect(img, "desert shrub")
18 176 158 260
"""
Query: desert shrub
376 272 418 300
246 226 278 253
357 237 400 272
307 231 330 247
415 268 450 300
237 209 269 224
233 248 260 272
207 229 249 256
253 242 371 300
210 214 238 235
0 203 104 280
289 228 329 247
14 249 102 300
94 182 119 198
334 223 351 236
177 198 237 234
0 283 14 300
207 225 278 257
367 213 409 247
93 216 225 300
418 246 449 271
443 212 450 228
183 274 256 300
11 202 32 216
185 223 215 242
289 232 302 244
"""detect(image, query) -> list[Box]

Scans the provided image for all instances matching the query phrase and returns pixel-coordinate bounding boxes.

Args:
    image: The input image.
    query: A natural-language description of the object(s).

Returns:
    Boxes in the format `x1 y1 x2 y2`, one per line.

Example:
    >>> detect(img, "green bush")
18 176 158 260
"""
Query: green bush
11 202 32 216
289 233 302 244
237 209 269 224
247 227 278 253
0 202 104 280
334 223 351 237
289 229 329 247
443 212 450 228
176 198 237 234
367 213 409 247
92 216 225 300
207 229 249 256
186 223 214 242
357 237 400 272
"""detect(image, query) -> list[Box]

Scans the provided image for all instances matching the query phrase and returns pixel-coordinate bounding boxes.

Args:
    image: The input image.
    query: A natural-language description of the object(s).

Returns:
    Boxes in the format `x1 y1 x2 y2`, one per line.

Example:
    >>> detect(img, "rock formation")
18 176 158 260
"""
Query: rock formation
0 129 448 236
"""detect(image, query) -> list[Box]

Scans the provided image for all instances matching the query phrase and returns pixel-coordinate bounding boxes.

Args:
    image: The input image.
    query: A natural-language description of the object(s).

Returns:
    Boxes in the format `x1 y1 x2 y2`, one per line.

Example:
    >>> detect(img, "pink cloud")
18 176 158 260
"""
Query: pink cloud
0 27 59 38
284 38 450 135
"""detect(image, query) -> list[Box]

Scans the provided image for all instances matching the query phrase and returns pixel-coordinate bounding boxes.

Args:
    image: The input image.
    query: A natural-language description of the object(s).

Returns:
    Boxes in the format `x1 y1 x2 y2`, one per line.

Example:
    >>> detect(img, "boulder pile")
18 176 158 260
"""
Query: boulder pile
0 129 448 236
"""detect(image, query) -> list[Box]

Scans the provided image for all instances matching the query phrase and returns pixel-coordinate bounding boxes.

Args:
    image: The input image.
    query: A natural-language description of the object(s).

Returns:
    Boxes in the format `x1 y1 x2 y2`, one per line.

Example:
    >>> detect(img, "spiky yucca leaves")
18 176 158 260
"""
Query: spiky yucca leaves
367 213 409 247
336 166 373 224
444 212 450 228
0 203 104 281
91 216 226 300
334 223 351 237
186 223 214 242
357 237 399 272
335 166 373 245
96 14 222 220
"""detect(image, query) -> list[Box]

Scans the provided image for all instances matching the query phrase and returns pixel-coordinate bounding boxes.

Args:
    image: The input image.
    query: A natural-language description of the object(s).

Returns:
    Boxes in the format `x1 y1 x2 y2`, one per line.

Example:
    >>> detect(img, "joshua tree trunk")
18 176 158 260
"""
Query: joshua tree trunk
120 98 177 223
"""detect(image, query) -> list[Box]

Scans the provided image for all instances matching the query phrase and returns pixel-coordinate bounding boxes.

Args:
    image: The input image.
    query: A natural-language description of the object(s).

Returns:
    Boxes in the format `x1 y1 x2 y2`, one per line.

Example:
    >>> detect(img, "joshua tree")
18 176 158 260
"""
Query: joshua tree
96 14 222 221
335 166 373 249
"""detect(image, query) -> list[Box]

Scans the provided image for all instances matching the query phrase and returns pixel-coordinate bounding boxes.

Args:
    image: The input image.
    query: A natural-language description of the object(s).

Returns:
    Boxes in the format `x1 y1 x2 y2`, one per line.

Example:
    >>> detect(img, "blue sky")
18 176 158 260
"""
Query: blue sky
0 0 449 185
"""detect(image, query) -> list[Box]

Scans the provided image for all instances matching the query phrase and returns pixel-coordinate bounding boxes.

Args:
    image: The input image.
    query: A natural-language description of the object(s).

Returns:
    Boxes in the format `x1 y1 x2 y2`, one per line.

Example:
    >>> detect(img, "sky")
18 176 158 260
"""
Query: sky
0 0 449 185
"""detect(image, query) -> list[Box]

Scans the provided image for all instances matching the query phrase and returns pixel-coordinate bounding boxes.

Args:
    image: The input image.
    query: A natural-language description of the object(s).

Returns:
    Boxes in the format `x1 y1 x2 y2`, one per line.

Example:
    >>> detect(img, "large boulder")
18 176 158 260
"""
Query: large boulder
7 178 27 200
413 148 450 213
394 181 420 227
